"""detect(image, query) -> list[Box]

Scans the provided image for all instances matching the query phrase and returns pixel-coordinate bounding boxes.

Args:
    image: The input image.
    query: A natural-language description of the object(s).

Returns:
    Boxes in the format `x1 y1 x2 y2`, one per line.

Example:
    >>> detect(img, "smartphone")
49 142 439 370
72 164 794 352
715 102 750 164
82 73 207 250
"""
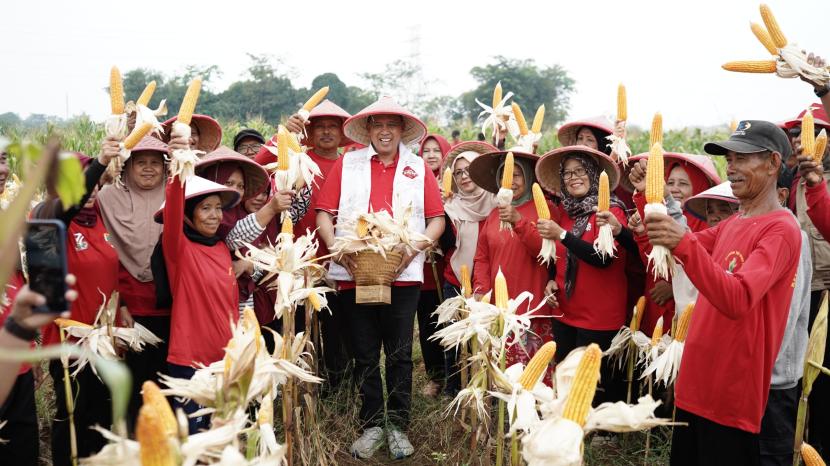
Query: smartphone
24 219 69 313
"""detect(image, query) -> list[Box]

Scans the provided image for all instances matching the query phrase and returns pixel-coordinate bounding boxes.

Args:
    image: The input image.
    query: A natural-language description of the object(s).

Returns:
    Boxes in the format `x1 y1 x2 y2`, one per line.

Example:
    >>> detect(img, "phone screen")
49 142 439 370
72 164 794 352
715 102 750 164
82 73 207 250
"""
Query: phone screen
24 220 68 313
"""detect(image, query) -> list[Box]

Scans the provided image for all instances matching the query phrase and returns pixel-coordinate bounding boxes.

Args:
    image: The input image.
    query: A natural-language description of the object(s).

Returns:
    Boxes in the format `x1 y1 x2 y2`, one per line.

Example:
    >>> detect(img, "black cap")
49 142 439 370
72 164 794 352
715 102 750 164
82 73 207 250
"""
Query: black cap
704 120 792 160
233 129 265 151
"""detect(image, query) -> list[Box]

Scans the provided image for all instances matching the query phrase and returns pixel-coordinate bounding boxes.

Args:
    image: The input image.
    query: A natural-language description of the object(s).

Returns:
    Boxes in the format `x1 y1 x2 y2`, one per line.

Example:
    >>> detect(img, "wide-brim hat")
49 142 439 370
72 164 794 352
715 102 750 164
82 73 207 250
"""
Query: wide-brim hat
302 99 354 148
536 145 620 195
160 114 223 152
557 116 614 147
343 96 427 147
469 147 539 194
195 146 269 198
620 152 721 193
684 181 738 221
441 141 498 193
130 135 169 156
783 103 830 130
153 176 241 223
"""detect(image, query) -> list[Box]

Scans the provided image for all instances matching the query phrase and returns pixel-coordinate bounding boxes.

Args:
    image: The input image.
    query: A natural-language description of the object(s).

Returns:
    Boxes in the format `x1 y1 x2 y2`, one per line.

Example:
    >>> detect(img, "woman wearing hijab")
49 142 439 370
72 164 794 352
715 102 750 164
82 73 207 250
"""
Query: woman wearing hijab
35 139 121 465
468 147 555 370
534 145 627 403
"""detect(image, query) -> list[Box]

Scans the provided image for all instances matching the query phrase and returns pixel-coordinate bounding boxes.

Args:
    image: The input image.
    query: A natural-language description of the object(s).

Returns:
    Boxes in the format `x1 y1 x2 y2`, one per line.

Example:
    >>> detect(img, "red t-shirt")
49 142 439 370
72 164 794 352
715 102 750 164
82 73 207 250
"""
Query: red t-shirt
805 181 830 239
118 266 169 317
316 152 444 289
294 150 340 257
164 177 239 367
442 221 462 287
673 209 800 433
42 218 120 346
552 206 629 331
2 271 31 374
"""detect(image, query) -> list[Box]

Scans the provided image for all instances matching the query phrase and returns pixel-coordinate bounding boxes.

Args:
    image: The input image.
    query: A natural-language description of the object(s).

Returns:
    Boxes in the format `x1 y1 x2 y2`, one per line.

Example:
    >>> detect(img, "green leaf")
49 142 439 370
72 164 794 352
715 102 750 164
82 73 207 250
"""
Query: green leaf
55 153 85 210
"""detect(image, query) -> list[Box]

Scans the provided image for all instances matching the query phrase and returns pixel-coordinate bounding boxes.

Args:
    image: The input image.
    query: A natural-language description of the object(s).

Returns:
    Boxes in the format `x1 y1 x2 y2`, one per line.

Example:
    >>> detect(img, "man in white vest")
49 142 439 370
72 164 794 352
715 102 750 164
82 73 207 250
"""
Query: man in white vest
316 97 446 460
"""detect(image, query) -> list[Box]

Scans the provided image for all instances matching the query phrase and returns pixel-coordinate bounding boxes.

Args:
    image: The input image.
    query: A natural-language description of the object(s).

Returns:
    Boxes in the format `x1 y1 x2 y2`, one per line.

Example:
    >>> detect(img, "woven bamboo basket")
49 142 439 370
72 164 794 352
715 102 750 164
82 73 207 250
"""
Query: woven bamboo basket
352 250 403 304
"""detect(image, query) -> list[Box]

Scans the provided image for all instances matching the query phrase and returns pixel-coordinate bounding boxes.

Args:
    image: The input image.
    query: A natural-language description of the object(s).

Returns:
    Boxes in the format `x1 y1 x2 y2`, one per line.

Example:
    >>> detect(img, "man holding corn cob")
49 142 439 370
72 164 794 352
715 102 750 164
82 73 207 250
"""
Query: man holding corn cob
645 120 800 465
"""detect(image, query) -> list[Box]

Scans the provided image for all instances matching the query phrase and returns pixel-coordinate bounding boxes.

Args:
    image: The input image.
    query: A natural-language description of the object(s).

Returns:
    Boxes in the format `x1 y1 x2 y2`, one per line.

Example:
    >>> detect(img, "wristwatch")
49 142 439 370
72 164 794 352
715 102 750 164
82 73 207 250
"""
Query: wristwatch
4 316 37 342
559 230 568 241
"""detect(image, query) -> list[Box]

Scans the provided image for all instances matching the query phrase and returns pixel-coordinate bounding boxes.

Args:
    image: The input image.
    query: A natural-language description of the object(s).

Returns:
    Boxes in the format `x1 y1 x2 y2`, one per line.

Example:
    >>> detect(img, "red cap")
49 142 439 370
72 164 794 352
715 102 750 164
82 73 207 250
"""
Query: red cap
783 103 830 130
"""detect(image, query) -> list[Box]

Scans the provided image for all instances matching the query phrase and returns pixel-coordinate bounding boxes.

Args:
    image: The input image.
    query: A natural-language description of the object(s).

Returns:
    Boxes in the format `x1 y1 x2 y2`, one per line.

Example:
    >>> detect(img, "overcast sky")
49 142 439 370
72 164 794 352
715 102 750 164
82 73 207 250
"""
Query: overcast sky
2 0 825 129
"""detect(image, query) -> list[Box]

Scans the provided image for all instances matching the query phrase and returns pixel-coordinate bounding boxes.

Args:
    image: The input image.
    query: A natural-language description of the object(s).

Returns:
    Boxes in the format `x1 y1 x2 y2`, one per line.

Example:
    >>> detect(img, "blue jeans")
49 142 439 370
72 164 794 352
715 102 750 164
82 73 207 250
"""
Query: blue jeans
168 363 211 433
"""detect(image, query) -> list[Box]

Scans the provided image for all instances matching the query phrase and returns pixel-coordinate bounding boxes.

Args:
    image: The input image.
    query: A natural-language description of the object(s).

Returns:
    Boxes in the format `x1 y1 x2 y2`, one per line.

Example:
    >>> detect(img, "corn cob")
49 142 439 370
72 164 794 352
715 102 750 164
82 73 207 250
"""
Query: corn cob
532 183 550 220
492 81 503 109
136 81 157 107
750 22 778 55
307 292 321 311
512 103 528 135
650 113 663 148
287 130 302 153
141 381 177 437
651 316 664 347
481 293 491 304
302 87 329 111
730 119 739 133
54 318 93 329
241 307 263 352
722 60 778 73
633 296 646 332
442 167 453 197
277 127 290 171
802 442 826 466
110 66 124 115
124 122 154 150
177 78 202 126
495 268 508 310
561 343 602 426
646 142 665 204
258 390 274 427
804 118 820 158
223 339 235 378
517 341 557 390
531 105 545 133
616 84 627 121
136 404 176 466
675 303 694 342
501 152 514 189
759 4 787 49
598 171 610 212
816 129 828 163
281 216 293 235
356 217 368 237
460 264 472 298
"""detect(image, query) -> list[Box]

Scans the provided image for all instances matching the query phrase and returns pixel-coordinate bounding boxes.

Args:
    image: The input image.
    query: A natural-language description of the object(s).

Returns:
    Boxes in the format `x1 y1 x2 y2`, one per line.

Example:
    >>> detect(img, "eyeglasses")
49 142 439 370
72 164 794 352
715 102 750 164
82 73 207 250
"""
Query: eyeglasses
237 143 262 154
453 168 470 179
562 167 587 180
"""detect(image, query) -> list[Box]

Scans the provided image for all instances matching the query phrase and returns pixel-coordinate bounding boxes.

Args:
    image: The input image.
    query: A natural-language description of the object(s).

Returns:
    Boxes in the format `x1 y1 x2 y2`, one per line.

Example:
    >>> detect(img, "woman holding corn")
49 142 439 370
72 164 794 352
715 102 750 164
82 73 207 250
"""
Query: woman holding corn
468 147 555 370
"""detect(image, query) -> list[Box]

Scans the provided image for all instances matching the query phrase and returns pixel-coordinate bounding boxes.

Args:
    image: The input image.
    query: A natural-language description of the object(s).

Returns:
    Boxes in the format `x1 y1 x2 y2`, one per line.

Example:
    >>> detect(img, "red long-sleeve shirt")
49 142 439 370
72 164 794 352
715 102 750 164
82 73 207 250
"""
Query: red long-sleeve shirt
164 177 239 367
673 209 800 433
2 271 31 374
805 181 830 239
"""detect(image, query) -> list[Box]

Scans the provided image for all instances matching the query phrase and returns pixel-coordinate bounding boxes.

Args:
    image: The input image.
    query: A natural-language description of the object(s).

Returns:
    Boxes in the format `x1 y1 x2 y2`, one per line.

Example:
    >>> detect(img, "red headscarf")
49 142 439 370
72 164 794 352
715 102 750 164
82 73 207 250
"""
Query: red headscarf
665 161 712 197
418 134 451 175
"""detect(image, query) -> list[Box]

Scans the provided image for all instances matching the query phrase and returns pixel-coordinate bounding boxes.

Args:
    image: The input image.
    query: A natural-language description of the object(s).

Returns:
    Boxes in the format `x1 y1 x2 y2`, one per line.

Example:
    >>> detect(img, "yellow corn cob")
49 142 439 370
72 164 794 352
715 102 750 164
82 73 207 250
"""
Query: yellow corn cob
492 81 503 109
645 142 665 204
616 84 627 121
531 105 545 133
110 66 125 115
501 152 514 189
356 217 368 237
561 343 602 426
517 341 557 390
461 264 472 298
54 318 93 329
803 111 816 159
760 4 787 49
136 81 157 107
136 404 176 466
277 127 290 171
512 103 528 136
495 268 508 310
730 119 739 133
651 316 664 347
124 122 154 150
816 129 828 163
675 303 694 342
598 171 610 212
442 167 453 197
307 292 321 311
650 113 663 148
141 381 177 437
258 390 274 427
722 60 778 74
532 183 550 220
177 78 202 126
241 307 263 352
632 296 646 333
223 339 235 378
802 442 827 466
287 130 302 153
281 216 293 235
750 22 778 55
302 86 329 111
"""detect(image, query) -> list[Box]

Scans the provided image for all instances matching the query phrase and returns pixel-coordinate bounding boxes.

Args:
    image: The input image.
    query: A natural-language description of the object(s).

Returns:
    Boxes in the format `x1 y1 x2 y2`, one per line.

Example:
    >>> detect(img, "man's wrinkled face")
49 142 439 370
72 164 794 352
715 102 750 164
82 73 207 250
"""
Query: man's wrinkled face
725 150 779 200
309 117 343 151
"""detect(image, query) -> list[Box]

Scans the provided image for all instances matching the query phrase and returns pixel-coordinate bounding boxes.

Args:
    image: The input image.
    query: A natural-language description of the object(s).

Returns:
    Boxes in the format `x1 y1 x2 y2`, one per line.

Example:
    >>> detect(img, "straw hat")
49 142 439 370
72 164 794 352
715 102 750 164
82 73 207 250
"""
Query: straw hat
196 146 269 198
684 181 738 221
160 114 223 152
468 147 539 194
154 176 241 223
343 96 427 146
619 152 721 193
131 135 169 154
441 141 498 193
535 145 620 195
302 99 354 148
557 115 614 147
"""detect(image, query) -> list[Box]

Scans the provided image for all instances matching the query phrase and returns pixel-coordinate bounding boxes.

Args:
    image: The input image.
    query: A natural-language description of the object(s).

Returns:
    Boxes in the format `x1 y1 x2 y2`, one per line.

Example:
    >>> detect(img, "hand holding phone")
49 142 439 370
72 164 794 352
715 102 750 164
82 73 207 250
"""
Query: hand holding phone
24 220 69 314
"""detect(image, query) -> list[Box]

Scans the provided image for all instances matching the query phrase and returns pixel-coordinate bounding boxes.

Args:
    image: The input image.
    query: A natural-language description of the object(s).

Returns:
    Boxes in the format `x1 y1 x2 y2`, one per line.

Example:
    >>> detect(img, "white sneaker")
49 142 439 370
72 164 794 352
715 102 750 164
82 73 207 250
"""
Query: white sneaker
387 428 414 460
350 427 385 459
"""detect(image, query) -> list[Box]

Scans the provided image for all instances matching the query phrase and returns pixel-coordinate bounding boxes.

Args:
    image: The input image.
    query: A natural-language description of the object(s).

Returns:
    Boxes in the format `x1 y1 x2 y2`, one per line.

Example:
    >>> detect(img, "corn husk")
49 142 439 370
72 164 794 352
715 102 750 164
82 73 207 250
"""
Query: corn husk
476 81 516 140
167 122 204 181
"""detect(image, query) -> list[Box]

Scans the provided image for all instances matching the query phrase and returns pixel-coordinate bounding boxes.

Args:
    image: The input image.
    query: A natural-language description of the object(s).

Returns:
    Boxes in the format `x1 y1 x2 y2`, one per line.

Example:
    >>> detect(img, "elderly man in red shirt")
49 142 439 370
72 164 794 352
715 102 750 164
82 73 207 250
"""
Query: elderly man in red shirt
645 120 800 465
316 97 445 460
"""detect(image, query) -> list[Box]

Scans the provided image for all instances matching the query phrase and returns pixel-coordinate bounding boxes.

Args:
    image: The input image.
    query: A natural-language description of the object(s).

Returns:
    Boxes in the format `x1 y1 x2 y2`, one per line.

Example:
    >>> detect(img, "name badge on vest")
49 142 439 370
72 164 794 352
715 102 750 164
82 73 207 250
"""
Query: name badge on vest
73 232 88 252
402 166 417 179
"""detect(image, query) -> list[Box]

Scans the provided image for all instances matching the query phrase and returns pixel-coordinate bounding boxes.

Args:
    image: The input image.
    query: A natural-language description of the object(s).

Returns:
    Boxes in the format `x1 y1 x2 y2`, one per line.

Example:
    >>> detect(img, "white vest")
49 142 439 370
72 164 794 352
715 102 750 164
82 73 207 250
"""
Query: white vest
328 143 427 282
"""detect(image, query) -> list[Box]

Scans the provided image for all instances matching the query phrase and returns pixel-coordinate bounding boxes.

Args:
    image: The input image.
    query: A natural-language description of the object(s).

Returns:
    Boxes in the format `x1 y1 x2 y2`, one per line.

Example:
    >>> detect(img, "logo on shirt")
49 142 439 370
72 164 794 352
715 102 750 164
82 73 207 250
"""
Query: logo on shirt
402 166 417 179
585 223 592 232
73 232 88 252
724 250 745 274
104 232 114 247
